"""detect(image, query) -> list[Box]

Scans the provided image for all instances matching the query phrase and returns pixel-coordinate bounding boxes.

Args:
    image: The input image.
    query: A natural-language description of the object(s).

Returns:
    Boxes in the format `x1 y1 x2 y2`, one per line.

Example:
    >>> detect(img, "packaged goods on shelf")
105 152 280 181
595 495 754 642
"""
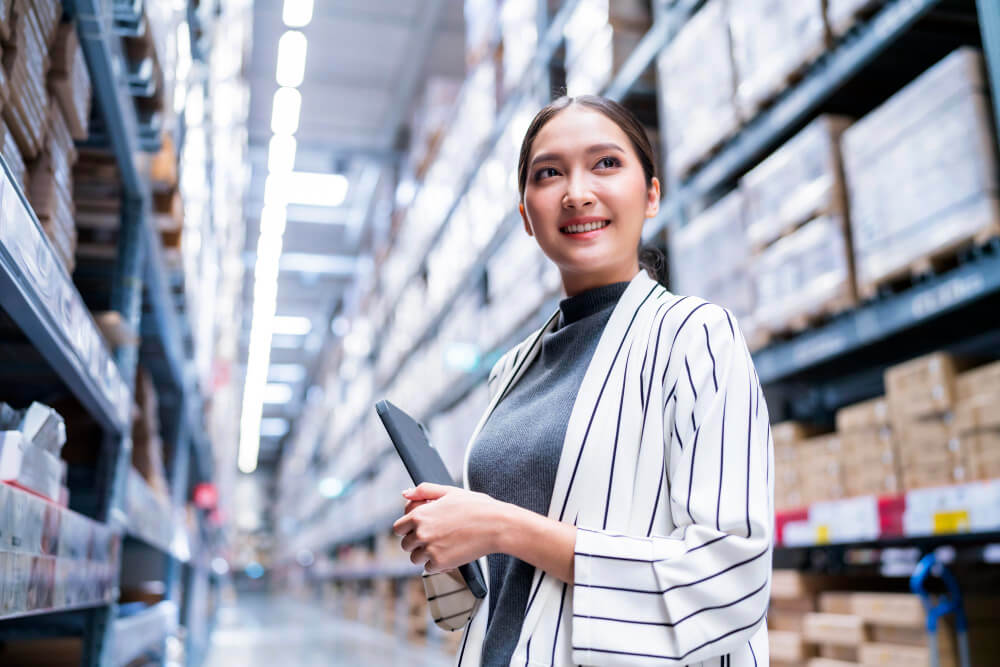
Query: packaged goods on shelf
656 0 739 181
836 397 900 497
46 21 91 141
741 116 852 250
843 49 1000 300
407 77 461 181
0 430 64 502
728 0 827 116
826 0 884 38
884 351 966 421
73 149 123 261
752 215 855 340
150 133 178 191
0 118 27 189
952 360 1000 481
18 402 66 455
153 188 183 249
132 368 170 501
668 189 757 345
29 104 79 274
564 0 652 97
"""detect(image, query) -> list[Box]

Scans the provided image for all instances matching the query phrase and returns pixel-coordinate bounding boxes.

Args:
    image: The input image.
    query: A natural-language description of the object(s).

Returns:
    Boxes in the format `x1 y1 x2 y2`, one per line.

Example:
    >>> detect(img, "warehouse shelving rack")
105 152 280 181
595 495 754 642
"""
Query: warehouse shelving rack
0 0 221 664
286 0 1000 593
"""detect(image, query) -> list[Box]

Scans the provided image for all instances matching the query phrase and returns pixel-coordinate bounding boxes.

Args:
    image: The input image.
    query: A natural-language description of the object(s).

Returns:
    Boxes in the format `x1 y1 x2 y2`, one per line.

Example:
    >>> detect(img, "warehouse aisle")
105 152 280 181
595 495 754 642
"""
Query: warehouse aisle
205 593 453 667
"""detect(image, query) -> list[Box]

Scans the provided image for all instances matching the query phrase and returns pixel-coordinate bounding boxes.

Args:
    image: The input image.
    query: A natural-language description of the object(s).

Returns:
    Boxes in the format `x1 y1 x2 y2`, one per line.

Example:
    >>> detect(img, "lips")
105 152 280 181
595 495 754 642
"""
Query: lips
559 217 612 235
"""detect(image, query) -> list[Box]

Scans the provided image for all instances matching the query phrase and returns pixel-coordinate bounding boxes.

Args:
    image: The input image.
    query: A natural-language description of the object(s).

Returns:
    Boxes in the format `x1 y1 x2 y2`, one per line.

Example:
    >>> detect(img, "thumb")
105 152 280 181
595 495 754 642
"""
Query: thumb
402 482 450 500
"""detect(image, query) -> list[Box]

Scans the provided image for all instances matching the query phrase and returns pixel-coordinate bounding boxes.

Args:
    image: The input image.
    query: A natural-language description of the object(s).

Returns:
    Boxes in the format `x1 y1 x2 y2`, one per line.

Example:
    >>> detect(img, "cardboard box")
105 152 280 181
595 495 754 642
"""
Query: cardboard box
953 394 1000 433
803 613 866 646
819 592 854 615
850 593 925 628
885 352 964 421
859 642 956 667
770 629 811 663
836 397 892 432
956 360 1000 400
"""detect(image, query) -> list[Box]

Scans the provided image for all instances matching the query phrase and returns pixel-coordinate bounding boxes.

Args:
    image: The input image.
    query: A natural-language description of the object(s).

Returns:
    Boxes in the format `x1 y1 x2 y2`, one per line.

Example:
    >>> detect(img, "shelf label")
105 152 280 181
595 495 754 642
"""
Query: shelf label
932 510 970 535
816 524 831 544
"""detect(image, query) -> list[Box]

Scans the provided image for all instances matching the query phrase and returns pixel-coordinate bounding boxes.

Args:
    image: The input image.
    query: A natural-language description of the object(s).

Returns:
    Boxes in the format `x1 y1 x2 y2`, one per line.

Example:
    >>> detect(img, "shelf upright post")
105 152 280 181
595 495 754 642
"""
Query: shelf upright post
977 0 1000 149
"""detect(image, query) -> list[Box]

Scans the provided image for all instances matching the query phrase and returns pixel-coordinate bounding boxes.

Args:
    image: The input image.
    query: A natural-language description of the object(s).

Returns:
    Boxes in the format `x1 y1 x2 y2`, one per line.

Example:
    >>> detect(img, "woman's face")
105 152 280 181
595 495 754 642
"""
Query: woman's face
520 105 659 296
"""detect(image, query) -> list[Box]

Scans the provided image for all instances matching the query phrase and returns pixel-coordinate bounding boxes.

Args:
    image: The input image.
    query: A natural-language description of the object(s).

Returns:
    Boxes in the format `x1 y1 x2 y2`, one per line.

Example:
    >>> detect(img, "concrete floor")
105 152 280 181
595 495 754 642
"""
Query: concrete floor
204 593 453 667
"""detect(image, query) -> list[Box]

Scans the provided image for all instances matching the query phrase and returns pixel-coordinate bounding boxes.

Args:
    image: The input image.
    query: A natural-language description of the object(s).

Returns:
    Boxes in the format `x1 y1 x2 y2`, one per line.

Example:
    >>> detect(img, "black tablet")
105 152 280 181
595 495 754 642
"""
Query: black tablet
375 399 488 599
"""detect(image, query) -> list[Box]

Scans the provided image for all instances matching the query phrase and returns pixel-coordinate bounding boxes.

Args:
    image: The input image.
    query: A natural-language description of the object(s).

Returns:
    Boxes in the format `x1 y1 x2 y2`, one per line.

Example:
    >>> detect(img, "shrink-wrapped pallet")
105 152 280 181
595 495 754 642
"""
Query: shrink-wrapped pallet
29 104 78 273
564 0 651 97
742 115 852 250
407 77 461 182
843 49 1000 299
47 21 92 141
728 0 827 116
0 118 27 189
668 189 757 343
752 215 855 337
656 0 739 182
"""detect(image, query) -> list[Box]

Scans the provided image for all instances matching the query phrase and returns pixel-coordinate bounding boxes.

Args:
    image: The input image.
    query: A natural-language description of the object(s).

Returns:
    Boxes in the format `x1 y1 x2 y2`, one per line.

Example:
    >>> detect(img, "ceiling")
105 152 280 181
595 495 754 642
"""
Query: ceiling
241 0 466 471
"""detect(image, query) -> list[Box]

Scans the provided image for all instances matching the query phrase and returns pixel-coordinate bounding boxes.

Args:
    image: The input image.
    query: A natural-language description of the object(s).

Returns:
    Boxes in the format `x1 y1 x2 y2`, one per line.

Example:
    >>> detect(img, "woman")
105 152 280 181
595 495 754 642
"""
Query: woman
393 95 773 667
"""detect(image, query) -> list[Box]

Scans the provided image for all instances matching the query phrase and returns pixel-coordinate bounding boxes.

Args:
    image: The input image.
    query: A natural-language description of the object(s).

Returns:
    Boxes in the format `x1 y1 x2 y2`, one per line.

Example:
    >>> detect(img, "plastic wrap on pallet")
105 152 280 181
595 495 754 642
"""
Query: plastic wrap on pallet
29 104 79 273
843 49 1000 297
669 189 756 340
742 115 852 250
752 215 855 335
564 0 651 96
728 0 826 116
656 0 739 182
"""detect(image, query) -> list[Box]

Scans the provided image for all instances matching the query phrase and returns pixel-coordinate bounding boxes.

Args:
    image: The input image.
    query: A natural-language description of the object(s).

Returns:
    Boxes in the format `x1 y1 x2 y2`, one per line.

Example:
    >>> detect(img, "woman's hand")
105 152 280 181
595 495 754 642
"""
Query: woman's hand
393 483 506 573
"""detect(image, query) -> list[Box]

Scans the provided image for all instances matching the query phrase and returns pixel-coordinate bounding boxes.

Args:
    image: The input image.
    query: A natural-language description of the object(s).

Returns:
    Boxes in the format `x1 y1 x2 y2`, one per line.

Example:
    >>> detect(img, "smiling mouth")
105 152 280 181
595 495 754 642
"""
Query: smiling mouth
561 220 611 234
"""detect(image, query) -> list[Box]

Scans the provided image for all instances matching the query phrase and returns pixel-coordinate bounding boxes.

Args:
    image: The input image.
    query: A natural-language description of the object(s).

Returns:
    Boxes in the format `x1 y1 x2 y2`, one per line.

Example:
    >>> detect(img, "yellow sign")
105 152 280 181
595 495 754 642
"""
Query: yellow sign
816 524 831 544
932 510 970 534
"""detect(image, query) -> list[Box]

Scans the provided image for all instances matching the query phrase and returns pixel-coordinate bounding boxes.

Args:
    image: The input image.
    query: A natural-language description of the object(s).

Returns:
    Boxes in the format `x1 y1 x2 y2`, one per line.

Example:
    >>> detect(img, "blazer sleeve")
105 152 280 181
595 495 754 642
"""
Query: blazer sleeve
572 305 773 664
420 350 513 631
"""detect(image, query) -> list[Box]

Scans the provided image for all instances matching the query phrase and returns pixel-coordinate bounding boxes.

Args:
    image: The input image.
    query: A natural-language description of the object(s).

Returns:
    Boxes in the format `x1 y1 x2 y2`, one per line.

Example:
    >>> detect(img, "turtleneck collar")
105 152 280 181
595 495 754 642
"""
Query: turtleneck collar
558 281 630 326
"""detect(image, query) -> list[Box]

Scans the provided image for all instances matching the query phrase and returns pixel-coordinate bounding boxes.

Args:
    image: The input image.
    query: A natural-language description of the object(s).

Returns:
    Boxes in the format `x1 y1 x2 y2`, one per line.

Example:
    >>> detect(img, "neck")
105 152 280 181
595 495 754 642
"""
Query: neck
560 262 641 297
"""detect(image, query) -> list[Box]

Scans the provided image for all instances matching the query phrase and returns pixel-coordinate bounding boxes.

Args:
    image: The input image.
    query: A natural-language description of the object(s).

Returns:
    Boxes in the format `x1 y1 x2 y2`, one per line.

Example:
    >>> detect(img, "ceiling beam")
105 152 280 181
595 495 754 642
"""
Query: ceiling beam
242 251 360 276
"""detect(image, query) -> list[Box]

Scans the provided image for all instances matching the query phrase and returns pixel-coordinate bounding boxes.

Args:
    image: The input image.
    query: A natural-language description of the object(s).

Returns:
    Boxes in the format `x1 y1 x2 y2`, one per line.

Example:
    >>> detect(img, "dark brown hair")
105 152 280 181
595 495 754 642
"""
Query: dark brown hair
516 95 664 281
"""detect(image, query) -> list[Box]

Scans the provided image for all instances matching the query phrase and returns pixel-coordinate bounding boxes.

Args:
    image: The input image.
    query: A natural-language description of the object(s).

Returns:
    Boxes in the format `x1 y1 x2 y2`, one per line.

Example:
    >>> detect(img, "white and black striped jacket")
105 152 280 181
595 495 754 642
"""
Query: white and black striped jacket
421 269 774 666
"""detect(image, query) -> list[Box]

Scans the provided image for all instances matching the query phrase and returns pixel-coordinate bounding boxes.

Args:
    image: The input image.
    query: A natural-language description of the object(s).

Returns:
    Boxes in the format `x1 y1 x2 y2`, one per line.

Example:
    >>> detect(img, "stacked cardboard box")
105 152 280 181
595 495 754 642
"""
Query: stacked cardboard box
744 117 855 339
563 0 653 97
28 103 78 273
1 0 61 162
0 116 27 189
73 149 122 262
843 49 1000 300
773 421 824 511
406 78 462 183
132 368 170 502
952 360 1000 481
669 190 758 347
836 397 901 497
656 0 739 182
885 352 973 490
47 21 90 141
826 0 884 38
729 0 827 116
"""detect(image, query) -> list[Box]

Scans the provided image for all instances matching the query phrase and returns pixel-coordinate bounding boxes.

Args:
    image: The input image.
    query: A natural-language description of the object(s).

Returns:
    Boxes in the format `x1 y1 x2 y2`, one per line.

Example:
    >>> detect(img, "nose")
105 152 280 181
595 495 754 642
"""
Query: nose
562 171 594 210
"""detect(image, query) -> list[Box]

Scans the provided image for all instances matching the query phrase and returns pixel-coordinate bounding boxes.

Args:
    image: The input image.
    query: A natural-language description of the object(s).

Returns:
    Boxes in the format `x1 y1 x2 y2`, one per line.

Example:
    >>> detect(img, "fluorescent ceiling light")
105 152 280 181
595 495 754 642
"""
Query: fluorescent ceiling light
271 87 301 135
272 315 312 335
263 383 295 404
282 0 313 27
268 364 307 383
285 171 349 207
276 31 308 88
260 417 290 438
268 134 297 173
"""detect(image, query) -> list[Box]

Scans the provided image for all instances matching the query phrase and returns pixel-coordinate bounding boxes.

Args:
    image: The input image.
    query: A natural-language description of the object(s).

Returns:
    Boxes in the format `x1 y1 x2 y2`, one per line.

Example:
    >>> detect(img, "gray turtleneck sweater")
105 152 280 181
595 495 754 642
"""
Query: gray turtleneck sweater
466 280 630 667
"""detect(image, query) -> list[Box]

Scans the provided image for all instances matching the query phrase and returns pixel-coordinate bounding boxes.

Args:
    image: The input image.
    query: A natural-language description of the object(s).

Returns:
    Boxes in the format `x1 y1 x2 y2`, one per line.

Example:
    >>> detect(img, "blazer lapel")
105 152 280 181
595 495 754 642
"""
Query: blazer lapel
515 270 660 655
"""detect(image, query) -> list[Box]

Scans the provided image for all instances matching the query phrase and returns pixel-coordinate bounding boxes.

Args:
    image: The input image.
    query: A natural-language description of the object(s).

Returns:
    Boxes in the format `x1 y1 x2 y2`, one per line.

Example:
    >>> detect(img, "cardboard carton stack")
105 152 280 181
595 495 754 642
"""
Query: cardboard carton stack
27 102 78 273
656 0 739 182
773 421 824 511
47 21 91 141
728 0 827 116
563 0 653 97
835 397 901 497
742 116 856 340
132 368 169 502
843 49 1000 300
668 190 758 347
884 352 972 491
73 149 122 262
952 360 1000 481
0 116 27 188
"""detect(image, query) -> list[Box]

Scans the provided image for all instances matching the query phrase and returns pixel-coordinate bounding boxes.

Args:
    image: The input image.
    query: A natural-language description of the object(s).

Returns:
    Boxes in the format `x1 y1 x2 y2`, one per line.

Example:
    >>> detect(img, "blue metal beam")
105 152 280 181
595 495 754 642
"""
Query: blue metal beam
977 0 1000 142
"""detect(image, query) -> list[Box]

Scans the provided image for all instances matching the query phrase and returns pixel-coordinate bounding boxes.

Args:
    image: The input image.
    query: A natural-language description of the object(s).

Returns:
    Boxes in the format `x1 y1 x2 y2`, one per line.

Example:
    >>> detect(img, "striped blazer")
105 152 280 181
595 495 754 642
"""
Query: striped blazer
421 269 774 666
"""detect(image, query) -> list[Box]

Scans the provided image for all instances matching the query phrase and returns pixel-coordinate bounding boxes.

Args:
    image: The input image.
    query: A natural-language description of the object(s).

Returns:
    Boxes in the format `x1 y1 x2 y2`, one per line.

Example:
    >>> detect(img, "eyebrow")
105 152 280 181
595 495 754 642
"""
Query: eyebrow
530 142 627 168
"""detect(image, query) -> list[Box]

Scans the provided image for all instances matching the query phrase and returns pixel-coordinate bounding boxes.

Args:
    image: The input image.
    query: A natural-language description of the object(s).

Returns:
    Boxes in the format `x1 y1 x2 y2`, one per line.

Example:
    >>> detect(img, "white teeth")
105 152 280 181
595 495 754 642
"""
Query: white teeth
563 220 610 234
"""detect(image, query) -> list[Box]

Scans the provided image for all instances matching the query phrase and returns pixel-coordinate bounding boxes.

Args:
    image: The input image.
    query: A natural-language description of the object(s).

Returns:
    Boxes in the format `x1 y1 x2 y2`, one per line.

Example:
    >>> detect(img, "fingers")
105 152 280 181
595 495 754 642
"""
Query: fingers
404 499 428 514
409 546 429 567
392 514 414 537
402 482 450 501
400 531 423 553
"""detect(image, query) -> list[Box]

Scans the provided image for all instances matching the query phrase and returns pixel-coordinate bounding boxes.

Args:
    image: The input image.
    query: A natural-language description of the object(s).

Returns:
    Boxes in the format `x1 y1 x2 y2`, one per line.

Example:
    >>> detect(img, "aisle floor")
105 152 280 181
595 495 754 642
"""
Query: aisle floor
205 592 454 667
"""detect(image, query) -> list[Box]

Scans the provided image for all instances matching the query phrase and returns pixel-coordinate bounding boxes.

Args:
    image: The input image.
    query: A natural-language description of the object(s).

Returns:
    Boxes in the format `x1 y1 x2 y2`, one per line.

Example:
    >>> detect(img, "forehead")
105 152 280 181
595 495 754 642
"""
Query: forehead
531 105 632 157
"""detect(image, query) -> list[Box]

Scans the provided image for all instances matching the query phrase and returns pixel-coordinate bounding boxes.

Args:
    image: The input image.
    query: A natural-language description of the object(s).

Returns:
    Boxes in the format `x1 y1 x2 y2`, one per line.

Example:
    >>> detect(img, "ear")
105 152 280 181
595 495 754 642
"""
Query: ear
519 202 534 236
645 177 661 219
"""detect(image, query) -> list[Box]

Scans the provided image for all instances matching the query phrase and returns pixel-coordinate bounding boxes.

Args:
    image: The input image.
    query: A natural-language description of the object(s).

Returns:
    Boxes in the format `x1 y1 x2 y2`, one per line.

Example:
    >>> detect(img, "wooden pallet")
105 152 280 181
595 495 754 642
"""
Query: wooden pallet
857 225 1000 301
754 283 858 349
736 38 831 120
828 0 887 39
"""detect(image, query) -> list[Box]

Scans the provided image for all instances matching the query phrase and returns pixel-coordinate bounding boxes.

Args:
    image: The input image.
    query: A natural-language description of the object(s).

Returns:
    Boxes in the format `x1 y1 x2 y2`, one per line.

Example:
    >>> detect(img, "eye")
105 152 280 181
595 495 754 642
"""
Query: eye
595 156 621 169
533 167 559 181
